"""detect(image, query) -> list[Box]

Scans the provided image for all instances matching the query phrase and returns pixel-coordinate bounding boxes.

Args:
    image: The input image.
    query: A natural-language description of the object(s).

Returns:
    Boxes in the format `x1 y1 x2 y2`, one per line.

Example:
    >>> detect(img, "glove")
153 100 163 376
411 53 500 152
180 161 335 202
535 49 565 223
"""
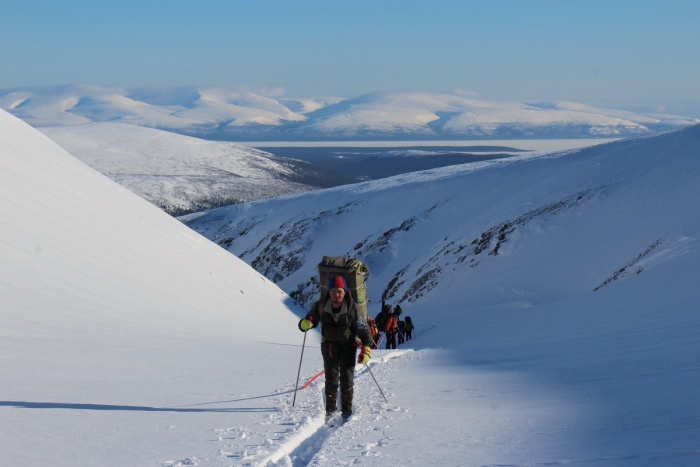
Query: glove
357 345 371 364
298 317 313 332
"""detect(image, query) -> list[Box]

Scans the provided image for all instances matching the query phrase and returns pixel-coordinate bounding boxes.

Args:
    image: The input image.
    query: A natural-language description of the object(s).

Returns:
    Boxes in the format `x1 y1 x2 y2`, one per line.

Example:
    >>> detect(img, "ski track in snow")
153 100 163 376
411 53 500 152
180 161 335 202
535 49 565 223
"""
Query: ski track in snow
258 350 410 467
161 349 413 467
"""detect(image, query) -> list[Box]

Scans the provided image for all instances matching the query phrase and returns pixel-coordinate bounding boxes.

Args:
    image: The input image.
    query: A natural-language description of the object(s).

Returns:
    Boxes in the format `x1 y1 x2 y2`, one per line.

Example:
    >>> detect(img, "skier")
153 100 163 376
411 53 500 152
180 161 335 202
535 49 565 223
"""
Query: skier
397 318 406 345
384 309 399 349
374 302 392 346
367 316 379 349
404 315 414 340
298 275 374 421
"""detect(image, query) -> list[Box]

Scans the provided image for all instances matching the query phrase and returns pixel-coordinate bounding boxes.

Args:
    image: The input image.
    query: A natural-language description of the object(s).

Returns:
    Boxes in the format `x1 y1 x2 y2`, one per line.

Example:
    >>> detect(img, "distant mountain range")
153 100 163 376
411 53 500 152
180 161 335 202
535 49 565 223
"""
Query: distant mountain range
2 84 698 141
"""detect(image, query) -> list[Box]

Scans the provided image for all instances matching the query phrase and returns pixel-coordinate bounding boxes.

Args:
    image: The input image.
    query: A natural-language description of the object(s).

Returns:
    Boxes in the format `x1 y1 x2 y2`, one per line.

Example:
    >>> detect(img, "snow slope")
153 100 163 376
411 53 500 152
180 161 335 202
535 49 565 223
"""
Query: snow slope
0 110 311 465
38 122 326 214
184 127 700 312
3 107 700 466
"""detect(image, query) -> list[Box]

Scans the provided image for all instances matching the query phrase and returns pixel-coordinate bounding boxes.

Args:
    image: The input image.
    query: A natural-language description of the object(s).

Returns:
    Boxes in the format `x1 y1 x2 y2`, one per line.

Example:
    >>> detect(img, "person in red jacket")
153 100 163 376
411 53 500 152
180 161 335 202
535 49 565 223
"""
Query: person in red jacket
384 310 399 349
298 276 374 421
367 317 379 348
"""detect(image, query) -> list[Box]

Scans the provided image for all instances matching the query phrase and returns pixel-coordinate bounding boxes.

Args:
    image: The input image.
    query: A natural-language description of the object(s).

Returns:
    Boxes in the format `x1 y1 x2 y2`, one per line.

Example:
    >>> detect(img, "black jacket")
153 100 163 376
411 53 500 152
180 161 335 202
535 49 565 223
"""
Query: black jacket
303 293 373 346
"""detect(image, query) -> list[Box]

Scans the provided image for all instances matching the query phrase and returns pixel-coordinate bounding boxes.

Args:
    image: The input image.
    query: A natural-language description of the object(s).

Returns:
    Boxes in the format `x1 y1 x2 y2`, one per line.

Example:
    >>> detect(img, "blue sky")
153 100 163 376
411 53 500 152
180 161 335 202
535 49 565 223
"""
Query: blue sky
2 0 700 117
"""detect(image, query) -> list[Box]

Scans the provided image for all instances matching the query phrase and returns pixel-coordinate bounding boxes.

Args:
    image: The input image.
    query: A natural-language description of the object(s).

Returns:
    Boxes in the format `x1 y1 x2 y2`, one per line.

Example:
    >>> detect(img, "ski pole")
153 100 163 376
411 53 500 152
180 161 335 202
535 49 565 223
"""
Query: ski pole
292 330 308 407
364 363 388 403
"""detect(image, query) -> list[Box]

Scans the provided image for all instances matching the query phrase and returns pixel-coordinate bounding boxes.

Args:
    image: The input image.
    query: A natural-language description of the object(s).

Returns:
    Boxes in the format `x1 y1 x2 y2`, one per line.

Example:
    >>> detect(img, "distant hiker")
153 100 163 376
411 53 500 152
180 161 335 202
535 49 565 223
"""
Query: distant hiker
397 319 406 345
384 308 399 350
394 305 405 345
367 317 379 349
298 275 374 421
404 315 414 340
375 302 392 337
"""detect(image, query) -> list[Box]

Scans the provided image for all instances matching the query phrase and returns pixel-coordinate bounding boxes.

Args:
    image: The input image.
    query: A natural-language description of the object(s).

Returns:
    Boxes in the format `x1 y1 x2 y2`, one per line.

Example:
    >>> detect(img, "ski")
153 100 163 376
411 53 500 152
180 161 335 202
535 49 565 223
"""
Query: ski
324 412 350 428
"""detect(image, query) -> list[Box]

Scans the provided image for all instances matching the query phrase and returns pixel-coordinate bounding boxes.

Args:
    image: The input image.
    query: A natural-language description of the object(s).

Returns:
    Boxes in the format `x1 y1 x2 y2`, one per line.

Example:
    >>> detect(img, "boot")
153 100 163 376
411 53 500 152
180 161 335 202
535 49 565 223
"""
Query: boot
325 391 337 418
341 388 353 420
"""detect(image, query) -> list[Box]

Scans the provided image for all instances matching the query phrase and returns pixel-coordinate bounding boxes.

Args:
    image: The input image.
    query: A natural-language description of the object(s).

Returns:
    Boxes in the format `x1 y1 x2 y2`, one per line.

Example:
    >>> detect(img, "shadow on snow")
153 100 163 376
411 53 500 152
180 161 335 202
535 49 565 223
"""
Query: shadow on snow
0 400 280 413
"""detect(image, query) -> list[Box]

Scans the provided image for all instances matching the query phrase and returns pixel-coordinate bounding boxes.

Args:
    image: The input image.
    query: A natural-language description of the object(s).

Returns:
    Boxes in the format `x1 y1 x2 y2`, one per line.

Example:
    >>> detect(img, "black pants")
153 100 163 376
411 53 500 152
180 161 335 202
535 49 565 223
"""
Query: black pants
321 340 357 414
385 332 397 349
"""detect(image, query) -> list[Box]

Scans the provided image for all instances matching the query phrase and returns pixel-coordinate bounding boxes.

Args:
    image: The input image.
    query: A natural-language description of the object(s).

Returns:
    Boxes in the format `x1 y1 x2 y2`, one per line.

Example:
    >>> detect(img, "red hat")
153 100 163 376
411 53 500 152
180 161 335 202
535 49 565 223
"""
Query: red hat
329 275 347 291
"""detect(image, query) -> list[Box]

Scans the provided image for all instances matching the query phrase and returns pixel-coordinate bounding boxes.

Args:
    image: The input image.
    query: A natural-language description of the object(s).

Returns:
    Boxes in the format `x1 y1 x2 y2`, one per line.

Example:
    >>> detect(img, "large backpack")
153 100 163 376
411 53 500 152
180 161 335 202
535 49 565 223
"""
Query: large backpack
317 256 369 319
384 314 398 333
367 317 378 339
375 303 392 331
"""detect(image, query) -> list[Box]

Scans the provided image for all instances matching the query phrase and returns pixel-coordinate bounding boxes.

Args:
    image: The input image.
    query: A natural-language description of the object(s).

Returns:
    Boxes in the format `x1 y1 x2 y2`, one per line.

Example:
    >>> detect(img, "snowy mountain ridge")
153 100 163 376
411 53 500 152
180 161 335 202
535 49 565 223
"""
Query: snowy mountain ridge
183 126 700 312
3 84 697 141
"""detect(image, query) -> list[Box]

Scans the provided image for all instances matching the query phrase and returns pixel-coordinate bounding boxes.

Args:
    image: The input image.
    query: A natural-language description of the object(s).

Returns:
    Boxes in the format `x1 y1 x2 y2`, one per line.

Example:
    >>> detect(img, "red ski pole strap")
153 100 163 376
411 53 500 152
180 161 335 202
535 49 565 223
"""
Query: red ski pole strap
300 369 325 390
